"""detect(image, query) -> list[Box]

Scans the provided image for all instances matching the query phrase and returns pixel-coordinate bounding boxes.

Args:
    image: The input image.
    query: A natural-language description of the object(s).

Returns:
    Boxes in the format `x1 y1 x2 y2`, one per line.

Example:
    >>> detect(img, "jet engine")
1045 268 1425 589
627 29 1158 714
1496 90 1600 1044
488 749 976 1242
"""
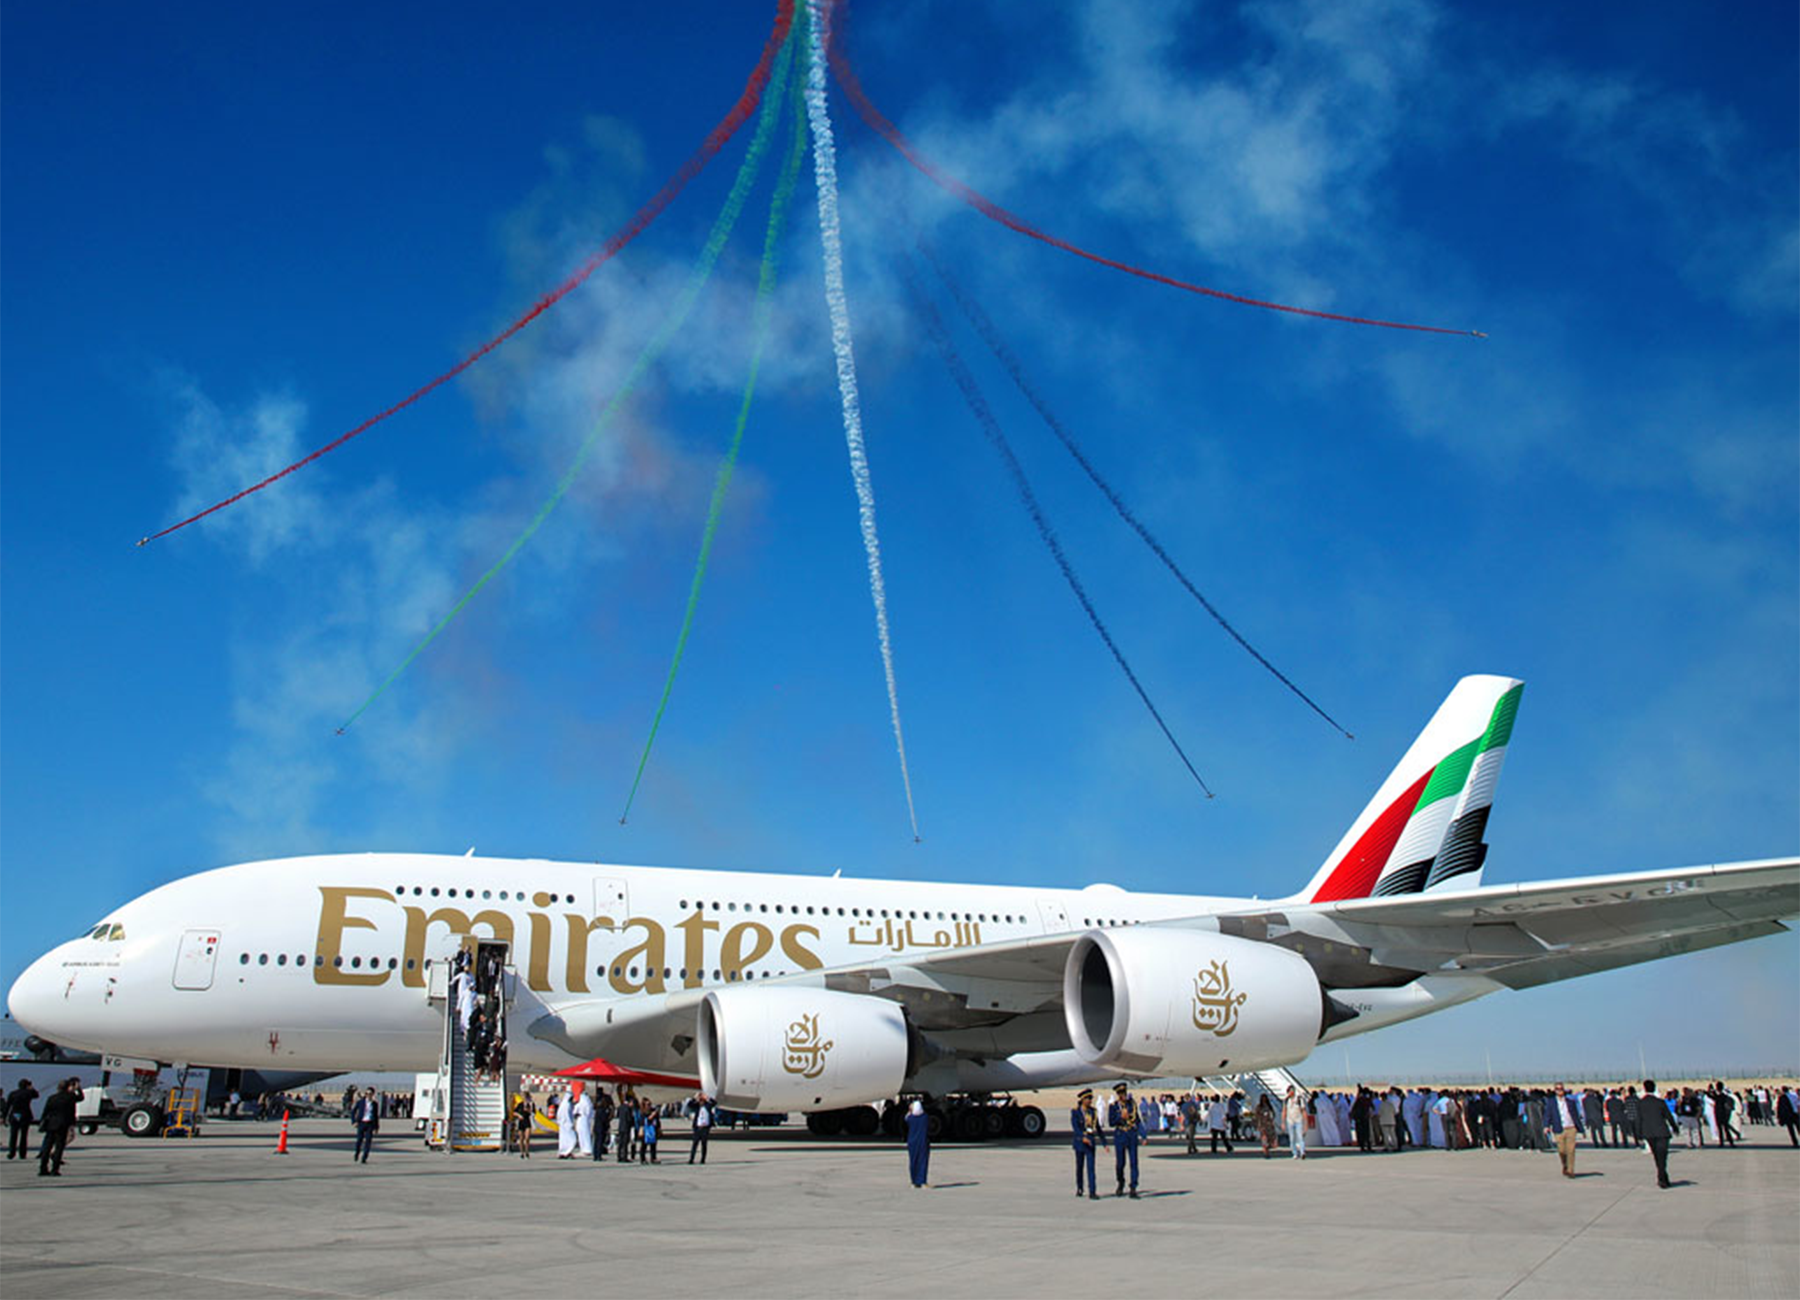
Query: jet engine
1063 928 1324 1077
698 986 910 1112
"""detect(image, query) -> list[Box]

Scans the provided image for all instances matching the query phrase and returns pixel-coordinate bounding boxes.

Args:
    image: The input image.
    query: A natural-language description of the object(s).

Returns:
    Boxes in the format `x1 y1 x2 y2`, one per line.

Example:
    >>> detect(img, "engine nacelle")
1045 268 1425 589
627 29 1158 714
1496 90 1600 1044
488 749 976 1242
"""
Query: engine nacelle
698 986 909 1112
1063 928 1323 1077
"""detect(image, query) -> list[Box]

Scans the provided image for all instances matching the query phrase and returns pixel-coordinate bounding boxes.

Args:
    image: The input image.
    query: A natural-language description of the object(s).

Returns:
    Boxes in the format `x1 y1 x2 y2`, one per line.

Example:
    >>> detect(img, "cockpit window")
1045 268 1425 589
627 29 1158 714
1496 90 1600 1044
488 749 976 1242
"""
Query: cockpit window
83 922 126 941
107 923 126 941
86 923 108 939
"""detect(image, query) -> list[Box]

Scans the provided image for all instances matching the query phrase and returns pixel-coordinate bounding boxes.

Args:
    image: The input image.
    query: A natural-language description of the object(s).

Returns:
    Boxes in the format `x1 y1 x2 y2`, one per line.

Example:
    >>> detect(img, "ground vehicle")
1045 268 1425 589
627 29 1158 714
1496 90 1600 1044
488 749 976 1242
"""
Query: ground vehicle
74 1059 211 1137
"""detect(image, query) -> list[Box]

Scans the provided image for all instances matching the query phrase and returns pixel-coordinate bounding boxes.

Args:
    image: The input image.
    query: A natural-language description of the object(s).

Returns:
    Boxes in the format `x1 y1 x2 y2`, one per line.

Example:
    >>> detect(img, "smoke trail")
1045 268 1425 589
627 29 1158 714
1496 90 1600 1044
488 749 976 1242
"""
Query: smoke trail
619 57 811 824
337 34 798 734
804 0 922 840
825 2 1481 339
915 237 1353 741
900 255 1214 799
140 0 799 548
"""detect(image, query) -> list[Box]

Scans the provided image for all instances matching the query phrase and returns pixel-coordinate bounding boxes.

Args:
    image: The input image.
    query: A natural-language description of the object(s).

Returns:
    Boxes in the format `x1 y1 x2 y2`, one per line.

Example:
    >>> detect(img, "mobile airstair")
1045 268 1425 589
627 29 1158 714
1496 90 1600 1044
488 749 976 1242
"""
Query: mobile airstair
425 937 514 1152
1202 1064 1309 1105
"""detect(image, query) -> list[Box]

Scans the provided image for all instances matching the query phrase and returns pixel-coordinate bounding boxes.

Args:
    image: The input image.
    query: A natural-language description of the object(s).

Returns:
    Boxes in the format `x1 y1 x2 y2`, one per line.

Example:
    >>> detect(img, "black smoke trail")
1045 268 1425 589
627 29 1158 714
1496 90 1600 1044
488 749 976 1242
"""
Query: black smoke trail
915 238 1353 741
899 255 1214 799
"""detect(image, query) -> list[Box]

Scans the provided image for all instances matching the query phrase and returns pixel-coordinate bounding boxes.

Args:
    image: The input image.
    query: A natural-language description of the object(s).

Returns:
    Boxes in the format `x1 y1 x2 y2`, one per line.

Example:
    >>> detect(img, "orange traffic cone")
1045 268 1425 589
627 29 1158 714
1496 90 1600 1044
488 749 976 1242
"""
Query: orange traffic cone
274 1109 291 1155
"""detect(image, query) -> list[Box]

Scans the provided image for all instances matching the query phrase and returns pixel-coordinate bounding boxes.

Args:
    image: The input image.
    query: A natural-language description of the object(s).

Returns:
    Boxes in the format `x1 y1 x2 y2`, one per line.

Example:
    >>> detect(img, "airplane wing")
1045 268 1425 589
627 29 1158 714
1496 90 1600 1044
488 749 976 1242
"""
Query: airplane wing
1287 855 1799 992
527 857 1797 1074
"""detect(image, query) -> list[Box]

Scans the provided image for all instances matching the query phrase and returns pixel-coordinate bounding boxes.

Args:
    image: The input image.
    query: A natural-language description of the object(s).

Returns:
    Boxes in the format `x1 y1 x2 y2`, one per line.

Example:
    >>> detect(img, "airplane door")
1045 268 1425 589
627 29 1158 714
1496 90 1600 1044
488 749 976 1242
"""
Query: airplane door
1036 898 1071 934
594 878 630 920
172 929 222 990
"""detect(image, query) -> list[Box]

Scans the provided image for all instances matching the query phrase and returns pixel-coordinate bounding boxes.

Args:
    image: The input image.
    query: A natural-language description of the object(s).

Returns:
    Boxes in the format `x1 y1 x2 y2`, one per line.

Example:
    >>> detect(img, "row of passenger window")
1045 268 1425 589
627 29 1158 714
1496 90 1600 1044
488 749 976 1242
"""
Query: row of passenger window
385 884 1140 932
394 886 574 904
235 950 790 984
239 952 409 970
677 898 1032 924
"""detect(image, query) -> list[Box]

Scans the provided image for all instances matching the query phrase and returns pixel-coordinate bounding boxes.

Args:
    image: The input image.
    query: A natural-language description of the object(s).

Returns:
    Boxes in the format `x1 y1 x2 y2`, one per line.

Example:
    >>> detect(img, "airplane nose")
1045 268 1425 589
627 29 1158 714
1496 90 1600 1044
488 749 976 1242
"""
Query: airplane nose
7 949 68 1041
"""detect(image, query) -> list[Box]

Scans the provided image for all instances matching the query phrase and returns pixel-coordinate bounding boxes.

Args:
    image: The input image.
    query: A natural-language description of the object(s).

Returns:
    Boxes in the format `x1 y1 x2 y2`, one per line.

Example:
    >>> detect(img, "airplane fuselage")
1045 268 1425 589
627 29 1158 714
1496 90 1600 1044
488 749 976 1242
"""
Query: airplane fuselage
8 853 1244 1077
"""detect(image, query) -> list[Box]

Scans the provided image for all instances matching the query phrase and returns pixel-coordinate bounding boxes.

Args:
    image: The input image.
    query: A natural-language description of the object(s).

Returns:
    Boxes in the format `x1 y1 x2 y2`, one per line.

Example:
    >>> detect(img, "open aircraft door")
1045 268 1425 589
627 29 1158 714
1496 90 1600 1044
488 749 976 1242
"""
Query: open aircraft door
172 929 221 990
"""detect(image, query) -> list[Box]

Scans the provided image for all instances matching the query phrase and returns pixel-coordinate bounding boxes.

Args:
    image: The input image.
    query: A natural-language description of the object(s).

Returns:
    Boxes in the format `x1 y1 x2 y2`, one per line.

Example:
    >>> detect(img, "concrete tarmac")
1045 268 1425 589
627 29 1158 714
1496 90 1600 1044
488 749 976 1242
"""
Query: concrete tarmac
2 1121 1796 1298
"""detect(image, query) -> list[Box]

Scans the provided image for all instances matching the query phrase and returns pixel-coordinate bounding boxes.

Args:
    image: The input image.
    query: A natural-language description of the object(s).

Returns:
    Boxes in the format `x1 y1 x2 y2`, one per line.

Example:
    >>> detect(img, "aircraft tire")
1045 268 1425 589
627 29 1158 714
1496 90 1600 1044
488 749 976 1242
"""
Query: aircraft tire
953 1108 985 1143
1017 1105 1047 1139
806 1111 846 1137
121 1104 164 1138
981 1107 1007 1139
845 1105 880 1137
924 1108 946 1142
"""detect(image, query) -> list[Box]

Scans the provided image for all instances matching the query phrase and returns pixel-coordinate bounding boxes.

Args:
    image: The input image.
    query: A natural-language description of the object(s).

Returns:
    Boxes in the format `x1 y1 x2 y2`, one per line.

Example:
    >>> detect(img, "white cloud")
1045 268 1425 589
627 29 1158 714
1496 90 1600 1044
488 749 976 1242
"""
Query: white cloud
162 380 474 857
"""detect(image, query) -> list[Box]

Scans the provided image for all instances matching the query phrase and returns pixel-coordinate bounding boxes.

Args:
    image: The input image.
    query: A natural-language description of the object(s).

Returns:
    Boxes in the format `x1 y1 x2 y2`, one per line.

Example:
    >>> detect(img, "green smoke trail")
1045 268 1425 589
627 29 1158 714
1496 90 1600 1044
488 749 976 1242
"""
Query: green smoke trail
337 32 797 735
619 37 810 824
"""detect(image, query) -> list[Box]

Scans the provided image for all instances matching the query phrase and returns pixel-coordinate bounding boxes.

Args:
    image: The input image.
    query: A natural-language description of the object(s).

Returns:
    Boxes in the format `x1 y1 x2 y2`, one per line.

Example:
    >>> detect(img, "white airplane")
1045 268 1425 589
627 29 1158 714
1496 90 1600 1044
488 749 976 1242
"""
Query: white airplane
9 675 1797 1117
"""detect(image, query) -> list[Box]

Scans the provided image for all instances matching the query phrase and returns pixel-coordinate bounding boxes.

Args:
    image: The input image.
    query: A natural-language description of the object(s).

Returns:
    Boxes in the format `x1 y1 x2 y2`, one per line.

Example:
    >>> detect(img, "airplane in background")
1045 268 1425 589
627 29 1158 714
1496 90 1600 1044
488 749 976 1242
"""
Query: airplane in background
9 675 1797 1128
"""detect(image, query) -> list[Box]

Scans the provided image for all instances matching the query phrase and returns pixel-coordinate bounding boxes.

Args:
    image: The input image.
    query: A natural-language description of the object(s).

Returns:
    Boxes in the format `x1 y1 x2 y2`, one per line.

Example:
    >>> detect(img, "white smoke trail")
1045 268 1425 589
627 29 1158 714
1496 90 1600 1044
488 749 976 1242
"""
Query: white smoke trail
804 0 921 841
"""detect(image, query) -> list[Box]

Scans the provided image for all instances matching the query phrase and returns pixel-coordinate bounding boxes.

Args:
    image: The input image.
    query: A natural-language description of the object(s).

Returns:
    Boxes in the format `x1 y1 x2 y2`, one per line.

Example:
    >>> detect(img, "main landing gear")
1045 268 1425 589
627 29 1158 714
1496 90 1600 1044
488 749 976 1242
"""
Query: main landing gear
805 1095 1046 1142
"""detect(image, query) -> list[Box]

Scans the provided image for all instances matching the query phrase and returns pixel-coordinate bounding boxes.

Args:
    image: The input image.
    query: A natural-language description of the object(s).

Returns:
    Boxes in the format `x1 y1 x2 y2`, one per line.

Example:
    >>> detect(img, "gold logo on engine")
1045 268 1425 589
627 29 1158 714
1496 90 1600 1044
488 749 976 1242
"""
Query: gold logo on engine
1192 960 1247 1037
781 1012 834 1079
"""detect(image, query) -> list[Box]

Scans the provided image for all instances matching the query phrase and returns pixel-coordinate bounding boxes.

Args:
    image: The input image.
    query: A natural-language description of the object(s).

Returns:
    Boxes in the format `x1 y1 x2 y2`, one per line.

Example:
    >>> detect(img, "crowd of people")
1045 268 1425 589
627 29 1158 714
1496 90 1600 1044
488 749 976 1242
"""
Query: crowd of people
508 1084 717 1168
452 947 508 1082
10 1064 1792 1187
5 1076 82 1176
1129 1080 1798 1152
1126 1079 1798 1182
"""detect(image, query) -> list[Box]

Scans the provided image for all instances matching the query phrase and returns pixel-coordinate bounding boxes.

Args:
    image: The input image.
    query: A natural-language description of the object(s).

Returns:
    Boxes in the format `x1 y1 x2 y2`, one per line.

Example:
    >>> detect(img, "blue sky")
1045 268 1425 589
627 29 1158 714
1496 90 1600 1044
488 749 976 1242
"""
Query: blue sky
3 0 1794 1078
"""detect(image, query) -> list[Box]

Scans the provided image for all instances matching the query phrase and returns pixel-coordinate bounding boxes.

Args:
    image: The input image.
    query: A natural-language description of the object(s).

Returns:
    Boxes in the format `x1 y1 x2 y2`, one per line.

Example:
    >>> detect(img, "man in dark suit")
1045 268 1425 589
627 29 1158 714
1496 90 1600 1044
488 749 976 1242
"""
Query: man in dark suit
6 1078 38 1160
1635 1080 1677 1189
1350 1088 1373 1152
350 1088 380 1163
1581 1088 1607 1147
1604 1090 1627 1147
36 1078 81 1177
1545 1084 1586 1176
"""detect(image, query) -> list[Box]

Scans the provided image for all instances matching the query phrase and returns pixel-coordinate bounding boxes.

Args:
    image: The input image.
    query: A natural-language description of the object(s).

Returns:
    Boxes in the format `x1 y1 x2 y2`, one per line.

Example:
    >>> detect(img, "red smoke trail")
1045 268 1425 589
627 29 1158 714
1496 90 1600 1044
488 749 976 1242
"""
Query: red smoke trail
139 0 797 547
825 0 1482 339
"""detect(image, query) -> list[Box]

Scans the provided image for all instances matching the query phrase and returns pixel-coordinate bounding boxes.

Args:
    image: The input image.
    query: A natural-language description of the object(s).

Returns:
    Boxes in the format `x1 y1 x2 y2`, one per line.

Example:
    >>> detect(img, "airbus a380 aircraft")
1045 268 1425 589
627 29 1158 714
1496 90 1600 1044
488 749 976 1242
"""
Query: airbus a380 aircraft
9 676 1797 1114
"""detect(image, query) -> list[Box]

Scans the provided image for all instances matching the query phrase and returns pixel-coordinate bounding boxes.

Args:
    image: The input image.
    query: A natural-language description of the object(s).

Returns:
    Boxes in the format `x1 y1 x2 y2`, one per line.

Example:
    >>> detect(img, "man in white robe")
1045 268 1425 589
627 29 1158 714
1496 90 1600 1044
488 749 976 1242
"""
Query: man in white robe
1426 1091 1447 1147
1402 1089 1428 1149
556 1085 578 1158
453 970 476 1033
1315 1093 1342 1146
1337 1094 1354 1146
574 1086 595 1157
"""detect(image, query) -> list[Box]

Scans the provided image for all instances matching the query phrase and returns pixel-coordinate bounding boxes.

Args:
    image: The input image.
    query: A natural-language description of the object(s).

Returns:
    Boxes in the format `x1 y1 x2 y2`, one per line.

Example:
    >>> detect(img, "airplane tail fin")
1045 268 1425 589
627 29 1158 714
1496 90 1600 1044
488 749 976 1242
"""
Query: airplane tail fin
1293 675 1523 904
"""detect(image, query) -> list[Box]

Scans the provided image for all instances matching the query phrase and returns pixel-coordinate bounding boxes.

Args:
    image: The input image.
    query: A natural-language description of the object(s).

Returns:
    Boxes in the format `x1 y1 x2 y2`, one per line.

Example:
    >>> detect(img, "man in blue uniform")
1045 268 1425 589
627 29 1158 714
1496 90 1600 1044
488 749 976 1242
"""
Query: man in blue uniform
1070 1088 1101 1199
1108 1082 1142 1199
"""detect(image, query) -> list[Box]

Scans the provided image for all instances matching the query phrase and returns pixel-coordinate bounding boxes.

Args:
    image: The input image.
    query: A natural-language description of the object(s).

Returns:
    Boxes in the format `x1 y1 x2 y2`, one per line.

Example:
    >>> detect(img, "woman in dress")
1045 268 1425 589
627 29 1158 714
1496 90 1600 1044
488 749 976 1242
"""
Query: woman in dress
1254 1095 1278 1157
511 1093 536 1159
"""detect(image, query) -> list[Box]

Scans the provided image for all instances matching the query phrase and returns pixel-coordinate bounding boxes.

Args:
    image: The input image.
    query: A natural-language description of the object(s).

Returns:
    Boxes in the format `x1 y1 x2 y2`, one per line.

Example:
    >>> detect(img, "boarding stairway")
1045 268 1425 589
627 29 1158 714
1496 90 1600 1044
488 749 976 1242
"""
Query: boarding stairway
426 938 514 1152
1202 1065 1309 1105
